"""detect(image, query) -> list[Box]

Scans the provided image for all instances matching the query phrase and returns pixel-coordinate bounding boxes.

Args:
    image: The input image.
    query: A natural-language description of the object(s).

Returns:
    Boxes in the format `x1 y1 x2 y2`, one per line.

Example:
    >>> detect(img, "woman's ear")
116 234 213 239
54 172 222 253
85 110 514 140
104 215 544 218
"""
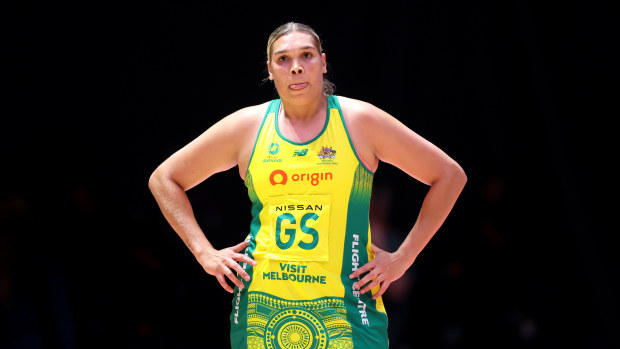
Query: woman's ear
267 61 274 80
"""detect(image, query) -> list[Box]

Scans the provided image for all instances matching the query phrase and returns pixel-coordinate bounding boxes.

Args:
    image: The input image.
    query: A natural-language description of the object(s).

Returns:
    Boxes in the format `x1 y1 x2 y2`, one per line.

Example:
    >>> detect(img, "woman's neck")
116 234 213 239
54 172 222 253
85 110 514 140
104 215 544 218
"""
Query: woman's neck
278 94 328 143
280 94 327 123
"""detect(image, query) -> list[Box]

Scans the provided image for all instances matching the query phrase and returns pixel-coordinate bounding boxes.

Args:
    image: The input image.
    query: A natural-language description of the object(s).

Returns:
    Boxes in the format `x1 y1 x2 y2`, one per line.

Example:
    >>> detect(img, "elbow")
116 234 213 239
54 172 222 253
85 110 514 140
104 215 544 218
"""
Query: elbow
148 166 187 195
435 160 466 190
148 169 160 193
450 161 467 190
148 167 167 194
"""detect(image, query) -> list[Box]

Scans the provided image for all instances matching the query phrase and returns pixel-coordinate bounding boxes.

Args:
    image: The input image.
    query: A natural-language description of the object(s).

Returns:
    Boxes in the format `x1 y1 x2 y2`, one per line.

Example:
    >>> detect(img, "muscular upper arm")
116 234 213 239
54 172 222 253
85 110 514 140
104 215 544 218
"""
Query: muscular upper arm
152 104 266 191
342 97 460 186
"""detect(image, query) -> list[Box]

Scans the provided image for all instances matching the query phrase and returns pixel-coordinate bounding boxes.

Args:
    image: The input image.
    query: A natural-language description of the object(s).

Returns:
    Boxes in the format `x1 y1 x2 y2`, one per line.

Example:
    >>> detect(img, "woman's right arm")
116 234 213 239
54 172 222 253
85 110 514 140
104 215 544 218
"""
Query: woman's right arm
148 104 265 293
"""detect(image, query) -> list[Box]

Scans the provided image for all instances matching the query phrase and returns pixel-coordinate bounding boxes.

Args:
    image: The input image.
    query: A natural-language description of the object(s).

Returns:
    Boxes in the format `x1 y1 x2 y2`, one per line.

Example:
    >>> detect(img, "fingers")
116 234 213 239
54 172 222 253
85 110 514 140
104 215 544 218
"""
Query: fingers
353 271 390 299
223 267 245 290
234 253 257 267
215 266 241 293
349 260 374 280
373 280 391 300
205 241 259 294
359 273 382 294
353 270 373 291
230 241 257 266
350 258 377 290
229 258 251 282
216 274 234 293
231 240 248 252
214 262 248 293
210 257 249 292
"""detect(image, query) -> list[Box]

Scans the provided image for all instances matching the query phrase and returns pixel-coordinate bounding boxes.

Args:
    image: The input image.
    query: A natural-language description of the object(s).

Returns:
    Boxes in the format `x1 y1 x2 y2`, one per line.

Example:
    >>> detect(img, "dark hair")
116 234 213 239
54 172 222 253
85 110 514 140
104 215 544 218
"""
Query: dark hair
266 22 335 95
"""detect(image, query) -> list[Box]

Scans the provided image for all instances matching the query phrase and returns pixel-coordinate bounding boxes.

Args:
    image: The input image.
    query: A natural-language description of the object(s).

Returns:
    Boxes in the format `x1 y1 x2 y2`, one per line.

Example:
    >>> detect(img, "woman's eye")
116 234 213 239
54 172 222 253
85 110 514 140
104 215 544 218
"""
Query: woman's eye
278 56 288 62
303 52 312 58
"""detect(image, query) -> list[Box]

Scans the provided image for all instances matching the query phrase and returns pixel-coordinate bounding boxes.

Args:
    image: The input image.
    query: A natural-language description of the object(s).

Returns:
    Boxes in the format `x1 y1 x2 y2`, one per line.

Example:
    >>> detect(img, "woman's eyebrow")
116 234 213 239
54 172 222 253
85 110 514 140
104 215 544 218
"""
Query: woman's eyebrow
273 46 317 56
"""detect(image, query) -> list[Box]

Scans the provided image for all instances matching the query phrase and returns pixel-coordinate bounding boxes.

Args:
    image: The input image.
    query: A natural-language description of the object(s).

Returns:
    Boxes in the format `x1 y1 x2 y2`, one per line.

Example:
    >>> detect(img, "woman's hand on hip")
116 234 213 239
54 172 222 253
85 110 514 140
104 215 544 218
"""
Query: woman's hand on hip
197 240 257 293
349 244 412 300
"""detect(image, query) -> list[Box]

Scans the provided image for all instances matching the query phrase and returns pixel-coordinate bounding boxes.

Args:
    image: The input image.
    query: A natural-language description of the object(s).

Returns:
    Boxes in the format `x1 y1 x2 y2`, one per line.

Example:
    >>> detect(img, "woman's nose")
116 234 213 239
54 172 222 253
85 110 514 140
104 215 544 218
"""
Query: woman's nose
290 63 304 75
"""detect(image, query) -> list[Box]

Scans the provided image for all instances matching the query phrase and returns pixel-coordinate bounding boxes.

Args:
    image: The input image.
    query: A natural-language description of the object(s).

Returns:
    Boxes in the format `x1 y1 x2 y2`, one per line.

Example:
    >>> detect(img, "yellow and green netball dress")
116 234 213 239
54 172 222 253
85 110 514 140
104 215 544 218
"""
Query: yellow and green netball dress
230 95 389 349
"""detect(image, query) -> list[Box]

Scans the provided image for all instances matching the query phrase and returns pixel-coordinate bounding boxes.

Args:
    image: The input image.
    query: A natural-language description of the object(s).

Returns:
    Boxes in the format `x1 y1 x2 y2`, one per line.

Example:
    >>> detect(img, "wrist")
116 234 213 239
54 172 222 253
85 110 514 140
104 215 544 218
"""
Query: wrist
190 241 216 258
394 244 418 266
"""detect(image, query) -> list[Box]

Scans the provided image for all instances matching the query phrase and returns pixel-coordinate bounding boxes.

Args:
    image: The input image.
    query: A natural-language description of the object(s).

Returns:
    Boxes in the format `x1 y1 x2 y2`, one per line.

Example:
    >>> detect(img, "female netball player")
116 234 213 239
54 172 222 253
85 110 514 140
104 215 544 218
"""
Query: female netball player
149 22 467 349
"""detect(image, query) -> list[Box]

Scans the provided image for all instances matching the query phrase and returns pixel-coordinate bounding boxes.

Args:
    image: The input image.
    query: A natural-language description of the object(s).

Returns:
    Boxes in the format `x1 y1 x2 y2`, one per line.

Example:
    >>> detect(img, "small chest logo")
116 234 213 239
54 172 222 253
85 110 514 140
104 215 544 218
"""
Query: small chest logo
293 149 308 157
263 143 282 163
318 146 336 159
268 143 280 155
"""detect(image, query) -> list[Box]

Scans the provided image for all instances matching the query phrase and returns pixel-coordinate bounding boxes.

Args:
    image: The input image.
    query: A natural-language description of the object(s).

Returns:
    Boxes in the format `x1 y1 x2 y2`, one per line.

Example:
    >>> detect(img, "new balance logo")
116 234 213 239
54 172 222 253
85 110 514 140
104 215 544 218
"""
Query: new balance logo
293 149 308 157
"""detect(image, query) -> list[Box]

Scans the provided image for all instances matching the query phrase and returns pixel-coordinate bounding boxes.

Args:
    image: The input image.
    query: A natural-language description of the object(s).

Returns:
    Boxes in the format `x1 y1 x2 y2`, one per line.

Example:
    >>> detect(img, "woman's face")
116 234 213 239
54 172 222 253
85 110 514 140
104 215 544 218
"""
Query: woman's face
267 31 327 102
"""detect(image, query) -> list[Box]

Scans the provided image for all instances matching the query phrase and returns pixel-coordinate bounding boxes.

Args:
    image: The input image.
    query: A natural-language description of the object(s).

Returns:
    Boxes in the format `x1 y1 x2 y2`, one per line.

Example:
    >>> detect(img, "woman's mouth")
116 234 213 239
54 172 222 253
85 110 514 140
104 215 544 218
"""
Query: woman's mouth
289 82 308 90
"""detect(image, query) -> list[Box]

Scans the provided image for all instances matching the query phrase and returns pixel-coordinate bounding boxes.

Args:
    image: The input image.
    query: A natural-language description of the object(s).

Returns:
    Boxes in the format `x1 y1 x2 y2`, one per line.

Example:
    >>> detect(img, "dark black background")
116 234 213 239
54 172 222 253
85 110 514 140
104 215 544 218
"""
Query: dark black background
3 0 619 348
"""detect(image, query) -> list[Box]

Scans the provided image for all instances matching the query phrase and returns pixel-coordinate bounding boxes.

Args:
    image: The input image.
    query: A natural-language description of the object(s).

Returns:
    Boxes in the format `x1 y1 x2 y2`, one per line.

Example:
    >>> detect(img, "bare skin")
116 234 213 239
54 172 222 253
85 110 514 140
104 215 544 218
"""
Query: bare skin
148 31 467 297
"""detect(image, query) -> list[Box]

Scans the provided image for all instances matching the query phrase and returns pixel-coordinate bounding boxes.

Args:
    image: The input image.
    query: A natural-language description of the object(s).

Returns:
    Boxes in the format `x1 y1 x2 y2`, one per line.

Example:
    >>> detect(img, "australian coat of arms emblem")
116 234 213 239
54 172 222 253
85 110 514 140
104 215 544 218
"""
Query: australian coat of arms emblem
318 146 336 159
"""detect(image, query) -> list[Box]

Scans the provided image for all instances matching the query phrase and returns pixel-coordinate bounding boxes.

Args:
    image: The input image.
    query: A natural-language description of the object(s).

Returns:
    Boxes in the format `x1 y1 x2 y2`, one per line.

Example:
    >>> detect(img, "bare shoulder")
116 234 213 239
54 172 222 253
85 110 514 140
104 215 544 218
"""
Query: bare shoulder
335 95 393 134
335 96 388 171
222 101 270 178
336 96 381 120
218 101 270 135
336 95 416 138
199 101 270 153
336 95 462 185
157 101 270 188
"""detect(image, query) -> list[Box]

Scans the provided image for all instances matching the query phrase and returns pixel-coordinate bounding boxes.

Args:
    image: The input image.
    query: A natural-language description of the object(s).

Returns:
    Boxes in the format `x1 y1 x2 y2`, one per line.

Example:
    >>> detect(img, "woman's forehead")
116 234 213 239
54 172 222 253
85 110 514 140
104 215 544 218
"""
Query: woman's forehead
272 31 319 54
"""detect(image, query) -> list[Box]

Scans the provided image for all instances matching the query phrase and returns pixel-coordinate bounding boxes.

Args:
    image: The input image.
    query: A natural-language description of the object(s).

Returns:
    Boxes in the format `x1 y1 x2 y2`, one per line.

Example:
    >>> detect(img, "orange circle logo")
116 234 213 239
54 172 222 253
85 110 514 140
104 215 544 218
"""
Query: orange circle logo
269 170 288 185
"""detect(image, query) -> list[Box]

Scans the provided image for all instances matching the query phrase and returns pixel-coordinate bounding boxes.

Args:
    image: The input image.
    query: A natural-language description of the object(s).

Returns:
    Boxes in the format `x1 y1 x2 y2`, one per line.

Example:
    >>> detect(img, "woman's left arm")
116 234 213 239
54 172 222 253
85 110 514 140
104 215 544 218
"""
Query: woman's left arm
347 100 467 299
